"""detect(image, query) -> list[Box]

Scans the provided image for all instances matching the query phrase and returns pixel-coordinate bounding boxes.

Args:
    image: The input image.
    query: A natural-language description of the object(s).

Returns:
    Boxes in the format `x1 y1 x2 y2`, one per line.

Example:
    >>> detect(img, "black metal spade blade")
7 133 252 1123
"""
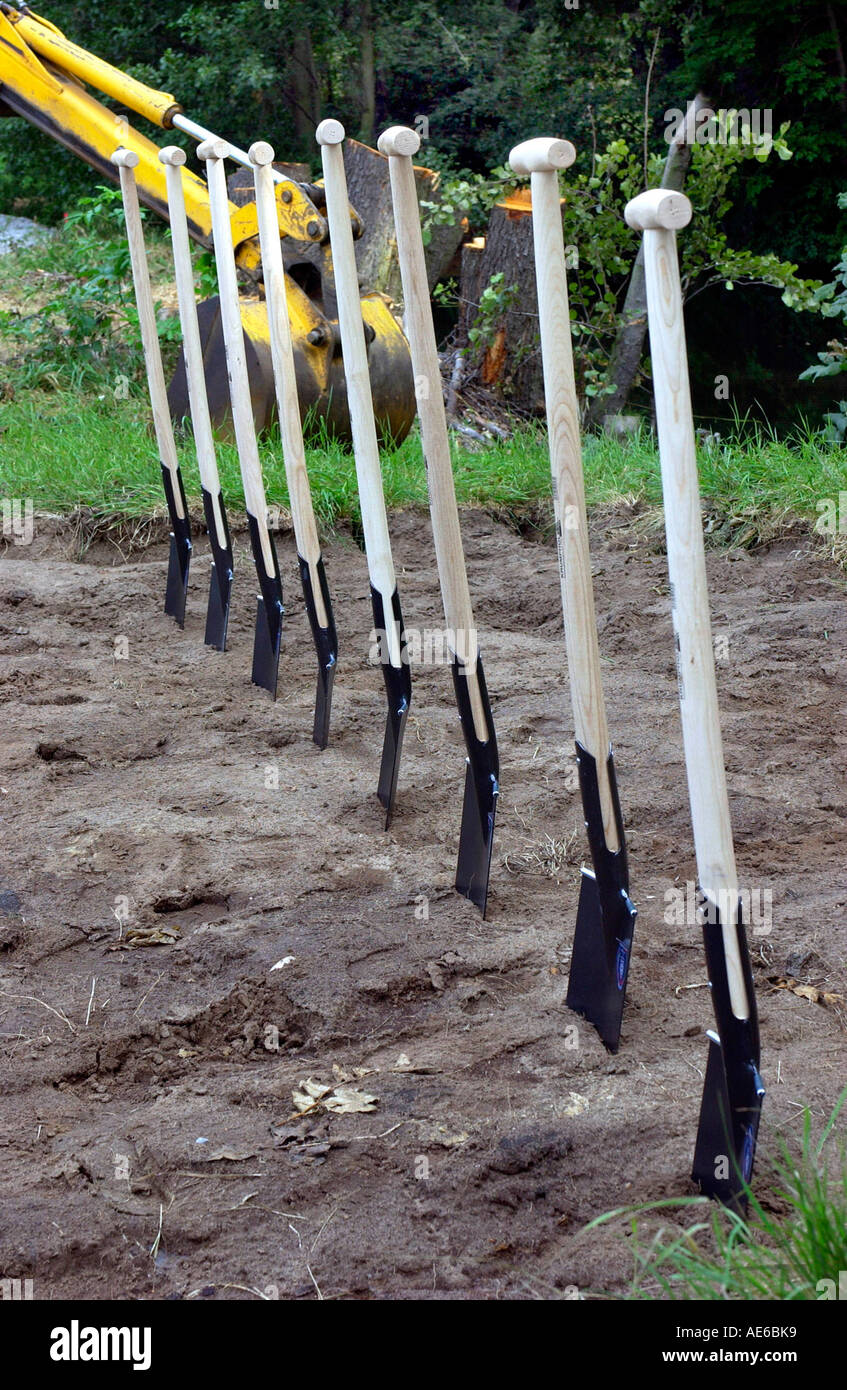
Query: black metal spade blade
452 654 499 917
161 464 192 628
565 742 637 1052
371 585 411 828
201 487 234 651
299 554 338 749
692 898 764 1213
247 513 284 698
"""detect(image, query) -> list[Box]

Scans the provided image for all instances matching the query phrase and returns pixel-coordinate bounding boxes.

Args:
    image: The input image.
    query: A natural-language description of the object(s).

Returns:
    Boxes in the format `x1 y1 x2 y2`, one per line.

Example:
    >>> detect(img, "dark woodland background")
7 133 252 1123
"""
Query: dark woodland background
1 0 845 427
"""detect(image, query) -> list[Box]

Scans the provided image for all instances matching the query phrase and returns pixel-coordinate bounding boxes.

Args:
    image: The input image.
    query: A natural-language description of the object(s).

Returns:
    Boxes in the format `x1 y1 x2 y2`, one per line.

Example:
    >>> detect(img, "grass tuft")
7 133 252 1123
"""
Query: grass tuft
584 1088 847 1300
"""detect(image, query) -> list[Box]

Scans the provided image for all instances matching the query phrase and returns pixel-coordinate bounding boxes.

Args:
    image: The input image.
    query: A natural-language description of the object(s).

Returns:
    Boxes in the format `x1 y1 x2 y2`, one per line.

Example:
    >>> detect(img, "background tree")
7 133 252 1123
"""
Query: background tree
1 0 844 428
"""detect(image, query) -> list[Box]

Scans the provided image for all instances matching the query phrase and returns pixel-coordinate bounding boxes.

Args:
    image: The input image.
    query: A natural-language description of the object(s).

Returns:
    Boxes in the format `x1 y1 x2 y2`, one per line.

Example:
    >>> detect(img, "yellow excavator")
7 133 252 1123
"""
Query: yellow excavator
0 2 416 442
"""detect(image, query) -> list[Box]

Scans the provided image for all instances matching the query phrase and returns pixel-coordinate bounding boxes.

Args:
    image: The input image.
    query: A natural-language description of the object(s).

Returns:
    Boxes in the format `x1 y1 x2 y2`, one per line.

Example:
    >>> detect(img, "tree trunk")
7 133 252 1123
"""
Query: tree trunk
359 0 376 144
342 138 465 303
458 190 546 412
827 4 847 111
289 32 321 146
587 93 709 429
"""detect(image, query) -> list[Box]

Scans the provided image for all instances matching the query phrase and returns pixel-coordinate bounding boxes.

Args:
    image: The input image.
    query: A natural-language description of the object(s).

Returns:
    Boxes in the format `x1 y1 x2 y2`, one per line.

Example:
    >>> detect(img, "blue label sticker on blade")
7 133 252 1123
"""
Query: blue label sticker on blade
742 1124 755 1181
616 941 629 991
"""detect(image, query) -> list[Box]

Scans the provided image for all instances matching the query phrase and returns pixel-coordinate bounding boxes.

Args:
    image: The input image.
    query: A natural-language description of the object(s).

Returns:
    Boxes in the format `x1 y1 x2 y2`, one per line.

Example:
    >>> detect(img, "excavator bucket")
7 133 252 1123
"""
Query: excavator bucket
167 161 415 446
168 289 415 448
0 7 418 449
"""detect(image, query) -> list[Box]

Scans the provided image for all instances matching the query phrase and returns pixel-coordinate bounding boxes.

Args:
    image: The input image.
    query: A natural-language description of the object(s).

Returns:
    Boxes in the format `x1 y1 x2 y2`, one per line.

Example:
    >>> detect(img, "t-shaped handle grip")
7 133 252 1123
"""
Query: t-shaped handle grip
110 147 139 170
158 145 186 168
196 137 231 162
377 126 421 158
248 139 275 166
508 136 576 175
315 118 345 147
624 188 692 231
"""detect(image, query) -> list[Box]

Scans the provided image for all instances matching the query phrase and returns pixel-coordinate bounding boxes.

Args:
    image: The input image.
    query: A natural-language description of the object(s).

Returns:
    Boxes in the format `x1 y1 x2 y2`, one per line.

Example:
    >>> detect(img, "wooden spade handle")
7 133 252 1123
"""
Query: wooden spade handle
508 137 618 850
111 147 184 520
378 124 487 740
248 140 327 627
158 144 226 549
316 118 400 667
197 137 275 578
625 188 747 1020
508 137 576 176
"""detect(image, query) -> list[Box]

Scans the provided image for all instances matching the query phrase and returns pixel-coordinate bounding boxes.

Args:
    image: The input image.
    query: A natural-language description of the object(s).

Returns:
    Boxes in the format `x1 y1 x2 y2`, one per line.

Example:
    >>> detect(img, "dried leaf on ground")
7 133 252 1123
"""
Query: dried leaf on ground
324 1086 378 1115
331 1062 375 1083
120 924 181 948
770 975 845 1008
292 1079 333 1111
292 1078 378 1117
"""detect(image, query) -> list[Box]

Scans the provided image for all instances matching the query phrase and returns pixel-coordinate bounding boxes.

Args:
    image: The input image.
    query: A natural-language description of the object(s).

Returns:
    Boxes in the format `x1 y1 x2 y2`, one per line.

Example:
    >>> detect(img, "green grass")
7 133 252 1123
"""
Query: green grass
585 1089 847 1300
1 191 843 543
0 390 844 543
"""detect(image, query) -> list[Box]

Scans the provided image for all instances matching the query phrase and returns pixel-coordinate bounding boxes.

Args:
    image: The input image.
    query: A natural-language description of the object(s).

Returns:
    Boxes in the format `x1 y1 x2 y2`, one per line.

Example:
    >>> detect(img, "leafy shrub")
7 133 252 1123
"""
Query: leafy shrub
801 194 847 379
426 124 823 402
0 185 177 392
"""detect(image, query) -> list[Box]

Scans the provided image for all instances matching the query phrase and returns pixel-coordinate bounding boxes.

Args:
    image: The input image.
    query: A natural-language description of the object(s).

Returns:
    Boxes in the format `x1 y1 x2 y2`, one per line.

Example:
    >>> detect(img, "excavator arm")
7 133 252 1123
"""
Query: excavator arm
0 3 415 442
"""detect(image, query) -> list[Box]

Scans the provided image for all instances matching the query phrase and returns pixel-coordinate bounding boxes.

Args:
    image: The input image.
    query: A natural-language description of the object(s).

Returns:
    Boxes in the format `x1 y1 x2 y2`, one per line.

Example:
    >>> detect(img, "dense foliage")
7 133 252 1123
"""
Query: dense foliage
0 0 844 426
0 187 180 392
801 192 847 439
1 0 844 265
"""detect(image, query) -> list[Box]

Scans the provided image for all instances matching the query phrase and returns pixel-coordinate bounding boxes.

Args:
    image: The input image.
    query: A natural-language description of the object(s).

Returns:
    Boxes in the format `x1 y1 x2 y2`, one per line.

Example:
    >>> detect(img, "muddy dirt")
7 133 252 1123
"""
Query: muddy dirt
0 506 845 1300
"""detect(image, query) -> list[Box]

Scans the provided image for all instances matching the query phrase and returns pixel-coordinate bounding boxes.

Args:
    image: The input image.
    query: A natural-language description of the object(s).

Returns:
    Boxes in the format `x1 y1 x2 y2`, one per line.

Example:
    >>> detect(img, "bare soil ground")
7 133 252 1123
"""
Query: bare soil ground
0 506 845 1301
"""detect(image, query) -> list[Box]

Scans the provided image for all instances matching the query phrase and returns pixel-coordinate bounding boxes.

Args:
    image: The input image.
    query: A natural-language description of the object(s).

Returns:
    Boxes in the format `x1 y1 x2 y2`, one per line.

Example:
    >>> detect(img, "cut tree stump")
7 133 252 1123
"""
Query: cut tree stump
458 189 547 413
341 137 466 304
226 145 464 312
